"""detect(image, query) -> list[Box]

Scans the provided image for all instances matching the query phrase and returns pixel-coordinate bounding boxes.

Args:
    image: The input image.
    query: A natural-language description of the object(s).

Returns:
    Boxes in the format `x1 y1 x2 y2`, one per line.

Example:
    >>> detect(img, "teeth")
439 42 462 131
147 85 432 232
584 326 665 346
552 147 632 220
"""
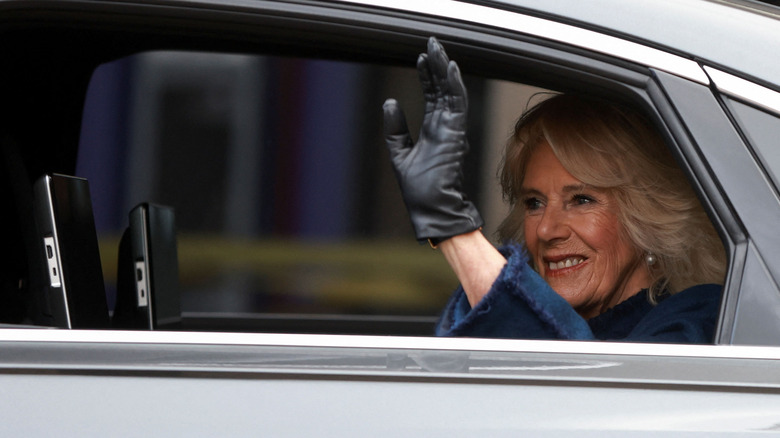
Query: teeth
548 258 584 271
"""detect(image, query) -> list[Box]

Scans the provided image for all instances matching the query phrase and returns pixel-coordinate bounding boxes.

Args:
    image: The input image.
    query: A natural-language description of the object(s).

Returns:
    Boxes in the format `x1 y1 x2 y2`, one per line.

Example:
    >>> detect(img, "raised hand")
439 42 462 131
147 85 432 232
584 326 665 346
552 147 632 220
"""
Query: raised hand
383 37 484 245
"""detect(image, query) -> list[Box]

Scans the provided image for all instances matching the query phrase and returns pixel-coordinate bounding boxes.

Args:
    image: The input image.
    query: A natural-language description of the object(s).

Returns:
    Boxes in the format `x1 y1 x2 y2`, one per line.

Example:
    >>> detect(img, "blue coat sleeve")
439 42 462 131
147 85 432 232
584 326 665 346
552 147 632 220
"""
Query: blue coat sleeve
435 245 595 340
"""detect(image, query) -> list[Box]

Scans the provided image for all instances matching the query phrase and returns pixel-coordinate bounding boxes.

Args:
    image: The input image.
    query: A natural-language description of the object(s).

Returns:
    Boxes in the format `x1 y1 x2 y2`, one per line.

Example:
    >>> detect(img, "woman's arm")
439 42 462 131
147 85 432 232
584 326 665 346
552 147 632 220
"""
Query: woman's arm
436 244 595 339
438 230 507 307
383 37 501 308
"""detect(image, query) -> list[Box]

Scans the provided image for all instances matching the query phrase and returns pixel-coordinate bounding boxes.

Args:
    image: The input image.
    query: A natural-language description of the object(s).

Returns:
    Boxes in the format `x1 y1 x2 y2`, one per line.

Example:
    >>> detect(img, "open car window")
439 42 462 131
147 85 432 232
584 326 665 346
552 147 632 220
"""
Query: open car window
73 43 733 340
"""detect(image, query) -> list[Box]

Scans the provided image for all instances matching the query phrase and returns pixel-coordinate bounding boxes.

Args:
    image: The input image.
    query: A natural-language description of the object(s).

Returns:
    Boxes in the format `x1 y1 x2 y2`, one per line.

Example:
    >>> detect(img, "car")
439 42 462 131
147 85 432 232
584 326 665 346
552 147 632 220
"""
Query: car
2 0 780 435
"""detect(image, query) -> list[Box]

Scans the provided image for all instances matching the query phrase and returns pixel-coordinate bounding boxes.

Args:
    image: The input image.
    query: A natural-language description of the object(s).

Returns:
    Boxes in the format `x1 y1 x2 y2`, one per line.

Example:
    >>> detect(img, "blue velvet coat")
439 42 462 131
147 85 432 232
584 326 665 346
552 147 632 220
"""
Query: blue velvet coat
436 245 721 343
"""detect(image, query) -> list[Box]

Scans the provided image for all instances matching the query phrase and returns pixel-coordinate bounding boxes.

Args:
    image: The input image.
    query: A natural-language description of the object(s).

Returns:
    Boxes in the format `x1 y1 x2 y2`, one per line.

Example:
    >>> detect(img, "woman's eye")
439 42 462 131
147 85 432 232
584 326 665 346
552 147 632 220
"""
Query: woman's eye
523 197 543 211
573 194 595 205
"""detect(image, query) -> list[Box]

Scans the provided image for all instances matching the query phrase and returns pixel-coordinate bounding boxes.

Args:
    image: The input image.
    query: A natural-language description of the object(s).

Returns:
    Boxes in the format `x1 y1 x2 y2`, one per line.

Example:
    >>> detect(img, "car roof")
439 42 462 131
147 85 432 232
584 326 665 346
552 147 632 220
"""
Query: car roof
486 0 780 89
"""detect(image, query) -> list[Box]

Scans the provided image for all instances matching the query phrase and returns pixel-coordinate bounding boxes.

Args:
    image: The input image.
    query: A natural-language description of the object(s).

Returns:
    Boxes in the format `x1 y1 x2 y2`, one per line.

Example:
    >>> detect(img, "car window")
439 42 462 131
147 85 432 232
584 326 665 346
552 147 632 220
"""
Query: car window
723 97 780 194
76 50 548 334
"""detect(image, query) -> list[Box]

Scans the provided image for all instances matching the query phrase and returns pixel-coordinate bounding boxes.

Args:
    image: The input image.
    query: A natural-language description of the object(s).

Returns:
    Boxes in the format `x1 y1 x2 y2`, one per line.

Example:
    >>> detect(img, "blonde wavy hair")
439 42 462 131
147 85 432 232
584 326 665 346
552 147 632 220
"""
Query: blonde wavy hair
499 94 726 300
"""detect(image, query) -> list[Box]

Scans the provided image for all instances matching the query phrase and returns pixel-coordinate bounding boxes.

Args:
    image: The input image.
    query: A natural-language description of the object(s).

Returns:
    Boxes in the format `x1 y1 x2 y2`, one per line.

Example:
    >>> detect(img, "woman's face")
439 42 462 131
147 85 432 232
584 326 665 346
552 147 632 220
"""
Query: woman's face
521 142 650 318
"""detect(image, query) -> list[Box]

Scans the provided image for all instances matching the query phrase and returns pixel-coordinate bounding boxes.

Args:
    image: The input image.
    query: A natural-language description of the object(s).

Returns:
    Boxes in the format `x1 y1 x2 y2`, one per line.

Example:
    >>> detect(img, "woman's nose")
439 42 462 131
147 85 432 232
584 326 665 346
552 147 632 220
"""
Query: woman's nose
536 205 569 242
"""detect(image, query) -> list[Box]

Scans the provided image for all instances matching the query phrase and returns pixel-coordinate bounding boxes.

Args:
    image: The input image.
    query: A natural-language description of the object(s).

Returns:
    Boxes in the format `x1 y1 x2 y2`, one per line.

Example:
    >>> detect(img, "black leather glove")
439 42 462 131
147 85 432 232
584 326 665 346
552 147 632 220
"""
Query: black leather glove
383 37 484 245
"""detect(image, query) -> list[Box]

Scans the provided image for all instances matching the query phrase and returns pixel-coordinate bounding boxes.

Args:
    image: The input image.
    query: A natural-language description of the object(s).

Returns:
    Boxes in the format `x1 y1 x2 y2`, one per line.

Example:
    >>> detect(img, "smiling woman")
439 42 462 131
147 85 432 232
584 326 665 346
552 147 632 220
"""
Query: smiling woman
501 95 727 310
385 38 727 343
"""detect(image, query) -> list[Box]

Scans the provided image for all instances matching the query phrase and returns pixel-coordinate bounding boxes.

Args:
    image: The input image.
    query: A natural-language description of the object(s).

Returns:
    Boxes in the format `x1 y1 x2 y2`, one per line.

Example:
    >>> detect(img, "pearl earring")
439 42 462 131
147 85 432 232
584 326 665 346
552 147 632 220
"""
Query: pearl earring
646 253 657 266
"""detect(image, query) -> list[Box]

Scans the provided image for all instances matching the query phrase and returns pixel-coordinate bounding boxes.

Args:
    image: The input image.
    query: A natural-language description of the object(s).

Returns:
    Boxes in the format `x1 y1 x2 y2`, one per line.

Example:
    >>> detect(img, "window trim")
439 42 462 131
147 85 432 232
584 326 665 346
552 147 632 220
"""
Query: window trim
331 0 709 85
705 66 780 116
4 328 780 360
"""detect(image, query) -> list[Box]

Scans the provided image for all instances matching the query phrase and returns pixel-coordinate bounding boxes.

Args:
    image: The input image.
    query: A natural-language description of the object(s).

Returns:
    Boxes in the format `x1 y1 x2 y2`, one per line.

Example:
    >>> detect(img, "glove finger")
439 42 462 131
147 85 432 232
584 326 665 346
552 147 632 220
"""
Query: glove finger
417 53 434 101
447 60 468 118
427 37 450 95
382 98 414 158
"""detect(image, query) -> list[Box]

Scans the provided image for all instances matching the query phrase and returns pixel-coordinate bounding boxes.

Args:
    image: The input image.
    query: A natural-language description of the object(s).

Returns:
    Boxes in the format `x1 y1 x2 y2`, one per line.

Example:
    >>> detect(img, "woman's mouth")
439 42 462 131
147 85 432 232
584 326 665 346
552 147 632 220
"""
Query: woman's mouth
546 257 585 272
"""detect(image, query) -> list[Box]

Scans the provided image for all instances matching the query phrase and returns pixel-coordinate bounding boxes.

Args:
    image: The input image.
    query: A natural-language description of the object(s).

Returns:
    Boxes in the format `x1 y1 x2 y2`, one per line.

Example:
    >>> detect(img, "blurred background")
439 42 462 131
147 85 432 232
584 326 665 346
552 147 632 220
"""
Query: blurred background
76 50 547 319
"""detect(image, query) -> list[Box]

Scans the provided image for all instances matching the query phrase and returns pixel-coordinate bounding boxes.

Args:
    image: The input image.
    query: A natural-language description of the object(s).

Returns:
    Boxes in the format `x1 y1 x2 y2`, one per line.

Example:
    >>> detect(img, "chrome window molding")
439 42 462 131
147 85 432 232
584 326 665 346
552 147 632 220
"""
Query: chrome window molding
704 66 780 116
331 0 710 85
3 329 780 360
